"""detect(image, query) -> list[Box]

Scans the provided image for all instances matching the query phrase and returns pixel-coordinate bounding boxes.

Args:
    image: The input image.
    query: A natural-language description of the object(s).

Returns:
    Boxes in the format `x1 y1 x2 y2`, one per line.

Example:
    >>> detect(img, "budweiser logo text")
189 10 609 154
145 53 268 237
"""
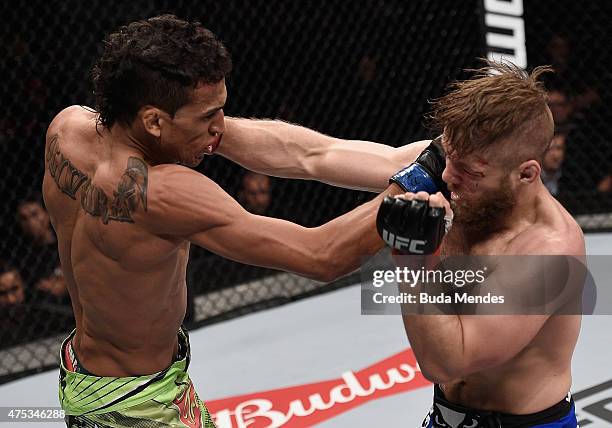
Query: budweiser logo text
207 348 430 427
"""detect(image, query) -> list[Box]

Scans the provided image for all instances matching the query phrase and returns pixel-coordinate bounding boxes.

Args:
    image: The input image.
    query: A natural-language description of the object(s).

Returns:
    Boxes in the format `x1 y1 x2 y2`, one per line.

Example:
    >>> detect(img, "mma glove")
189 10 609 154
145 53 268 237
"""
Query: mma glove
389 136 449 199
376 196 446 255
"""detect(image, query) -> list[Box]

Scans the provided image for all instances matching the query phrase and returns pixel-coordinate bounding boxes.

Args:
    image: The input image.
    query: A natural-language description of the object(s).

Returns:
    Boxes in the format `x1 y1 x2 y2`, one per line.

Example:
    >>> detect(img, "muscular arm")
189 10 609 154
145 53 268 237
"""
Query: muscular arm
147 165 403 282
403 241 585 383
218 117 430 192
405 313 549 384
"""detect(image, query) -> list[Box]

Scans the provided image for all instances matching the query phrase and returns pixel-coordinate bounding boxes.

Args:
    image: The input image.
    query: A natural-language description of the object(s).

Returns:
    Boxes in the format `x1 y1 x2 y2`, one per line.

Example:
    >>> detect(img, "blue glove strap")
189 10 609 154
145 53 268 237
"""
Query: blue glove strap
390 164 438 194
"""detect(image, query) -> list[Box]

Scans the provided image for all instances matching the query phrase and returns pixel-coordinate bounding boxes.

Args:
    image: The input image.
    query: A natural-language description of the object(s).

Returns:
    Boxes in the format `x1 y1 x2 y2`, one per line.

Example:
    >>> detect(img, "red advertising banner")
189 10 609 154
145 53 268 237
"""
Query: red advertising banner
207 348 430 427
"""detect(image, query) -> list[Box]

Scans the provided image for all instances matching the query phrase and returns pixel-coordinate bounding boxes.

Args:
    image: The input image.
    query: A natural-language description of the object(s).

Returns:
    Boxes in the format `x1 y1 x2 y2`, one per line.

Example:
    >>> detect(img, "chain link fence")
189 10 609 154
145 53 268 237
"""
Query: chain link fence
523 0 612 221
0 0 610 383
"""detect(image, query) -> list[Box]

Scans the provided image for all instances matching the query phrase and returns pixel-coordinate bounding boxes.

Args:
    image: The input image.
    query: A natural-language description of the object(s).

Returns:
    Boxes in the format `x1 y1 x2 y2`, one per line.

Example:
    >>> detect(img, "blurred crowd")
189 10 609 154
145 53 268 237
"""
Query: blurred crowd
538 33 612 204
1 194 72 346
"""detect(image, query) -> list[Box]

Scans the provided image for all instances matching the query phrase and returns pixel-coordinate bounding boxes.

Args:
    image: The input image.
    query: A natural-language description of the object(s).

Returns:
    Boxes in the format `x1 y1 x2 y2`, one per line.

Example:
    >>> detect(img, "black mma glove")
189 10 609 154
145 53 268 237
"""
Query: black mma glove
390 136 449 199
376 196 446 255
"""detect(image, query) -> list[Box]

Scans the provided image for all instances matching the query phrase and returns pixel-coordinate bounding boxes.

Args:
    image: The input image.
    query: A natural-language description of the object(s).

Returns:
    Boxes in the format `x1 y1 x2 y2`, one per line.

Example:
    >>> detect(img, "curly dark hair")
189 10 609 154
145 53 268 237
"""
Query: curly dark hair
92 14 232 128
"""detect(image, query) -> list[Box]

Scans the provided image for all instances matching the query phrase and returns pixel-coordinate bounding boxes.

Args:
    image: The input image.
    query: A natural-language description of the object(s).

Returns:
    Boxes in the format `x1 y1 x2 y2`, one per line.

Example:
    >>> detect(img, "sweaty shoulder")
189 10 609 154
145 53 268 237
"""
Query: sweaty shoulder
511 196 585 256
48 105 98 137
46 106 101 162
143 164 238 238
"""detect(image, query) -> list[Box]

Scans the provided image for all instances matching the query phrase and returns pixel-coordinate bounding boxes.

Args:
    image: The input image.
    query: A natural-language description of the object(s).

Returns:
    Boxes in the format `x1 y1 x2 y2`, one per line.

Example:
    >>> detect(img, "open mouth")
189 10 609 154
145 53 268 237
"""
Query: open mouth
206 135 223 155
451 191 460 201
196 143 218 160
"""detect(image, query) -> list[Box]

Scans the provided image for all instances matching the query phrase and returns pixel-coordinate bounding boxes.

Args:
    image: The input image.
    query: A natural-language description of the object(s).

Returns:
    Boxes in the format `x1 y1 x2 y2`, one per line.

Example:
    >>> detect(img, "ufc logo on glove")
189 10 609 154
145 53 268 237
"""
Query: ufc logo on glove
380 230 427 254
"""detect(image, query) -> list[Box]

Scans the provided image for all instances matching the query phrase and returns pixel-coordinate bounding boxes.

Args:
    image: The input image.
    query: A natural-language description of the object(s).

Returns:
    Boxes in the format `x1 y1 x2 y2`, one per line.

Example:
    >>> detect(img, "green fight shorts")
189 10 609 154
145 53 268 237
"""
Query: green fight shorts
59 327 216 428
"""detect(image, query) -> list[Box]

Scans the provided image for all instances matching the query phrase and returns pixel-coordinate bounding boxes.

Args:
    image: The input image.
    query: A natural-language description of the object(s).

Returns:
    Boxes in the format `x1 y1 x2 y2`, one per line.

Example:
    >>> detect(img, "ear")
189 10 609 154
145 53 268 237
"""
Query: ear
518 160 541 183
138 106 165 138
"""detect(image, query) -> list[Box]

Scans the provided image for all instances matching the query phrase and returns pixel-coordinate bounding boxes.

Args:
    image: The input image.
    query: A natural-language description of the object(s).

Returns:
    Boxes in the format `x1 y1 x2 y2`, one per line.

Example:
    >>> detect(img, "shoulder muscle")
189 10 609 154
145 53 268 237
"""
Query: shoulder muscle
143 165 239 237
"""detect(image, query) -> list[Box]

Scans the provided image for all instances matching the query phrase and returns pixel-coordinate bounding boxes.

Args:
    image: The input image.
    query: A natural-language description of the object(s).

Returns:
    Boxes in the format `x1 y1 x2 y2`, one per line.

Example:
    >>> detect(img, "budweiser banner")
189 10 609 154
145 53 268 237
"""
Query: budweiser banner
207 348 430 427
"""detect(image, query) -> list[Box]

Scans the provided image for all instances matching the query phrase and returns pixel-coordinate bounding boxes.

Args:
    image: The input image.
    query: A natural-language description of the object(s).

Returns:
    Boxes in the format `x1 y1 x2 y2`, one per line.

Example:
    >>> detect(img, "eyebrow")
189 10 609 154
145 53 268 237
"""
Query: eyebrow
201 105 225 118
441 137 488 170
450 155 485 175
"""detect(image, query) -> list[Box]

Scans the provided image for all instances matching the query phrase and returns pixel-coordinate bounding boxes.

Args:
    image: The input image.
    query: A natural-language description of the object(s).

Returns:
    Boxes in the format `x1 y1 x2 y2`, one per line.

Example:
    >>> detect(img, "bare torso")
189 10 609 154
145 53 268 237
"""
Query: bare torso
439 194 583 414
41 101 417 378
43 107 187 376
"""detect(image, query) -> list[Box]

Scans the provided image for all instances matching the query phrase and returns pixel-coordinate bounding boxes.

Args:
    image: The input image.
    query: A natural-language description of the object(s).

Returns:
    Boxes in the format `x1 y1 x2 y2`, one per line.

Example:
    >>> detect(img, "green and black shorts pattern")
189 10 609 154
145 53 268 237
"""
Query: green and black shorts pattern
59 328 216 428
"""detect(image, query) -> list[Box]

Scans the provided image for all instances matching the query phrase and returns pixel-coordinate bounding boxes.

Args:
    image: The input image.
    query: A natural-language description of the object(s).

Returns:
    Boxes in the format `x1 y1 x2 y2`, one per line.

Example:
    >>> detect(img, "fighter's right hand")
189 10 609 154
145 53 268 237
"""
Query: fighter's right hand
376 192 446 255
389 137 449 199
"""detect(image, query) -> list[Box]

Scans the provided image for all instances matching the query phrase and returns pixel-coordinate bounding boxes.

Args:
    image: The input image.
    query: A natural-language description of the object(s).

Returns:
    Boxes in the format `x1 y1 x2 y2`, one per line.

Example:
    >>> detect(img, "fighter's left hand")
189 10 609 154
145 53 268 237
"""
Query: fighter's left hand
396 191 453 221
376 191 451 255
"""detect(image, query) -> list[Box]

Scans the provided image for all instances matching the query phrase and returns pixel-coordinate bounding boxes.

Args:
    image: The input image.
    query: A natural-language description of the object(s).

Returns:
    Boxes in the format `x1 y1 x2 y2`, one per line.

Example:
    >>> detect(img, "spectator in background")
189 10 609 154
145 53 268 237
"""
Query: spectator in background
597 173 612 193
0 260 25 309
0 260 28 346
547 87 577 133
544 33 601 113
14 193 68 301
546 33 571 77
541 133 567 197
237 172 272 215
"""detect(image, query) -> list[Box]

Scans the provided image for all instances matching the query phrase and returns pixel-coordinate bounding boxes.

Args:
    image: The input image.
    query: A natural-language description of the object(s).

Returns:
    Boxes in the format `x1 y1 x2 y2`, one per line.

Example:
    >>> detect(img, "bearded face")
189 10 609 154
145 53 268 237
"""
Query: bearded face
446 169 518 246
439 135 527 243
451 174 517 244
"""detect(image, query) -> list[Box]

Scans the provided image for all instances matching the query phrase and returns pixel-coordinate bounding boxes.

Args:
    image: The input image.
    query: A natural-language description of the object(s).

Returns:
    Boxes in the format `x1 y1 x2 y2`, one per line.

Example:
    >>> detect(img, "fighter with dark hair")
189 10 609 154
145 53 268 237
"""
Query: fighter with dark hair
45 15 444 427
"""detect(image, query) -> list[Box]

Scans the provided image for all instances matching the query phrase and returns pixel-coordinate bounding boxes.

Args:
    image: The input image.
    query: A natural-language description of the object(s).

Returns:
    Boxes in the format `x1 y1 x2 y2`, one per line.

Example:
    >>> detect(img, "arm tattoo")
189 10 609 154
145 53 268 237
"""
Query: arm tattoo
46 134 148 224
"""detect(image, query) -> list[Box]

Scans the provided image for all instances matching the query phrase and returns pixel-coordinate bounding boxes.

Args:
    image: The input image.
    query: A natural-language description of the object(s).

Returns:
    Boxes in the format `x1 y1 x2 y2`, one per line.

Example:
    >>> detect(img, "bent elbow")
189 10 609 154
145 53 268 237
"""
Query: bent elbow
300 145 325 181
310 260 344 283
305 226 354 282
420 366 455 385
308 246 350 283
417 359 461 385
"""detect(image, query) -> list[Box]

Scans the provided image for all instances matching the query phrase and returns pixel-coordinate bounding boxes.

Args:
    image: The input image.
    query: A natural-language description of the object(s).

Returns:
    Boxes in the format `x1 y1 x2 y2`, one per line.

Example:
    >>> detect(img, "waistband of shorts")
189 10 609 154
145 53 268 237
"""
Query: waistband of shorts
61 326 191 374
433 384 573 428
64 337 94 376
59 326 192 416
